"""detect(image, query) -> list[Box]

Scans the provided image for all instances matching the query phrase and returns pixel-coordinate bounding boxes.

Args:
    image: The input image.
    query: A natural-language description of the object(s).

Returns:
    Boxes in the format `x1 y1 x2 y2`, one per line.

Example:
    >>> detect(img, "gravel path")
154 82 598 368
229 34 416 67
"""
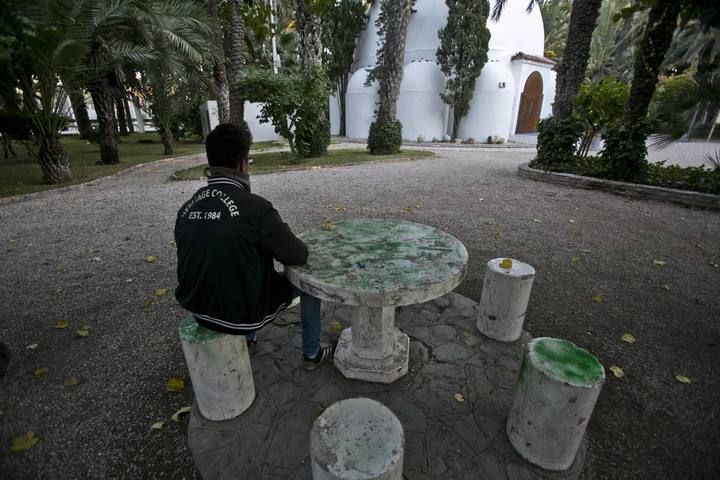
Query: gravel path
1 146 718 479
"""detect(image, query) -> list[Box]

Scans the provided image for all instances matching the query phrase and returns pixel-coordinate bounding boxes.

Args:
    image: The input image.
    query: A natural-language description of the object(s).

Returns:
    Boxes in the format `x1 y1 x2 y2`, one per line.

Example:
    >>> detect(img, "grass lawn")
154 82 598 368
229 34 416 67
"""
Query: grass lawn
0 133 207 198
174 148 435 180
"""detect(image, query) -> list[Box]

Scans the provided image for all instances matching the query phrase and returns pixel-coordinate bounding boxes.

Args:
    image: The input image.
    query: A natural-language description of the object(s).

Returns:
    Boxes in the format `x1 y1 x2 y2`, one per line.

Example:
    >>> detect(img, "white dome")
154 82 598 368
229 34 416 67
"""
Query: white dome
398 60 447 141
346 68 379 139
404 0 449 63
488 2 544 56
352 1 382 72
458 61 515 141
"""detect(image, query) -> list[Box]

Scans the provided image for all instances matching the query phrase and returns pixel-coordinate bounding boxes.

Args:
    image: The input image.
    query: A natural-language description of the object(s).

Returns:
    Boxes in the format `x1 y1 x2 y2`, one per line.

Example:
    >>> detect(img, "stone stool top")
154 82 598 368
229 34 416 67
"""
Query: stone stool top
311 397 404 480
487 258 536 278
287 218 468 307
527 337 605 387
179 316 225 344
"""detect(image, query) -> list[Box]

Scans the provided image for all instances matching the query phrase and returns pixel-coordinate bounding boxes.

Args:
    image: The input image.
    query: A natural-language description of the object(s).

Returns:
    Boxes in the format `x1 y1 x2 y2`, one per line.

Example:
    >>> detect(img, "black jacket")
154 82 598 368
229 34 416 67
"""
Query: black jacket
174 170 308 334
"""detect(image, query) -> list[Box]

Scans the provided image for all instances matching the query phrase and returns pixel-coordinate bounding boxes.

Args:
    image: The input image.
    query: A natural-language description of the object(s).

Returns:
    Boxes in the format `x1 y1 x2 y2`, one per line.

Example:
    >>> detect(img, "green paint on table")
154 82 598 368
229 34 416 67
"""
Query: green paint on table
179 316 225 344
529 338 605 387
292 218 467 293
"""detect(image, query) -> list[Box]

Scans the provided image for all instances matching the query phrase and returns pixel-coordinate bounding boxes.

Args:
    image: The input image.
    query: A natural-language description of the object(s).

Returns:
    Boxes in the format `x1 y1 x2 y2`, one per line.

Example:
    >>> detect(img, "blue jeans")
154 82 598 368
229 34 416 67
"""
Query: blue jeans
245 287 322 358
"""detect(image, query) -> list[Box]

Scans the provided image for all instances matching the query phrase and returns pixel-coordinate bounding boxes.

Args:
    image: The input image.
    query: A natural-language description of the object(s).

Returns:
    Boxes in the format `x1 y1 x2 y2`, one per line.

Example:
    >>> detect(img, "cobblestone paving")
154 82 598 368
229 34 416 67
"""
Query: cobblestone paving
189 293 587 480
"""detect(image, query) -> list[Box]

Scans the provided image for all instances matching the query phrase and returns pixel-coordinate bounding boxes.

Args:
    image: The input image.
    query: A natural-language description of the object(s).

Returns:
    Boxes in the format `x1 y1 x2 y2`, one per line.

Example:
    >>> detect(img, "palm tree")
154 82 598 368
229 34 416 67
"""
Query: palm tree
295 0 323 68
208 0 230 123
367 0 414 155
228 0 247 128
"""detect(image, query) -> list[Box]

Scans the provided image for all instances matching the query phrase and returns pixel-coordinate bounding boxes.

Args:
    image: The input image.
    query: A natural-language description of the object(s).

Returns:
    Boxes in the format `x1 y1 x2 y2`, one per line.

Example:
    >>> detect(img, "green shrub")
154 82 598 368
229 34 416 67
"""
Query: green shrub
575 78 629 157
532 116 584 171
294 69 331 158
368 120 402 155
599 120 649 182
645 162 720 194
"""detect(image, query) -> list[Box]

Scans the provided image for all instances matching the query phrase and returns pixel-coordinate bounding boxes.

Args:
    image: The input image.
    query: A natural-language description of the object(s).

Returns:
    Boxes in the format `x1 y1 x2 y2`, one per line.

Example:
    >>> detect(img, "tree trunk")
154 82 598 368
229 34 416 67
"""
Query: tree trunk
124 98 135 133
90 82 120 165
553 0 603 120
37 131 72 184
376 0 413 123
67 87 92 138
452 109 460 140
295 0 323 69
208 0 230 123
160 128 174 155
116 97 129 136
228 0 246 128
339 74 348 137
623 0 681 124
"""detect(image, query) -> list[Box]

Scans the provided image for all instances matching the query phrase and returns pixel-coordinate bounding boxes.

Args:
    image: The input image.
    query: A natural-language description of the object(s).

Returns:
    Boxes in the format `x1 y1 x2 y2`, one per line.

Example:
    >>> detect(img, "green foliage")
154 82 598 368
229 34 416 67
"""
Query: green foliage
322 0 368 88
646 161 720 194
436 0 491 138
367 120 402 155
575 77 629 156
238 67 330 158
540 0 571 60
599 120 650 181
532 116 584 171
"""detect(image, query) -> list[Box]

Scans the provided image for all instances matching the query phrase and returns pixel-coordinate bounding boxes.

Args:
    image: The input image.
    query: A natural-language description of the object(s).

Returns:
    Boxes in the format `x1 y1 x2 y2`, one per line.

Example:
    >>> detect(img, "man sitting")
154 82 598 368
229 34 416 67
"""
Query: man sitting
174 123 332 370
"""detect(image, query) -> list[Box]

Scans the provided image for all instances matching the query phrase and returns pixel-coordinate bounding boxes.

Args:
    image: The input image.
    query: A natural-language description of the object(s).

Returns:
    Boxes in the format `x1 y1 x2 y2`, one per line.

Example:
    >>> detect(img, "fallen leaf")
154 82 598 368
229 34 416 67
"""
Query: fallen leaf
709 261 719 268
143 299 153 308
125 278 133 283
146 255 157 263
695 244 705 251
454 393 465 403
322 221 336 231
403 207 413 213
591 295 604 304
462 331 470 337
171 406 192 422
52 287 63 296
499 258 513 269
675 375 691 384
653 260 666 266
55 319 69 329
91 257 101 262
532 218 542 223
609 366 624 378
621 333 636 344
8 239 16 244
26 343 39 350
331 320 343 332
64 376 80 387
415 204 420 208
333 206 347 212
571 257 581 263
11 432 39 452
165 377 185 393
34 367 49 377
154 288 168 297
75 327 90 338
311 165 321 170
569 219 575 224
493 230 501 240
662 284 670 291
151 421 165 430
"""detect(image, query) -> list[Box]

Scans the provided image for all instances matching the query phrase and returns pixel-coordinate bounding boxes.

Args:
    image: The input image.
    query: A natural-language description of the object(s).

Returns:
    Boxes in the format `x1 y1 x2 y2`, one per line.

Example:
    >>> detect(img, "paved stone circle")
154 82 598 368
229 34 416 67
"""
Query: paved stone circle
187 292 587 479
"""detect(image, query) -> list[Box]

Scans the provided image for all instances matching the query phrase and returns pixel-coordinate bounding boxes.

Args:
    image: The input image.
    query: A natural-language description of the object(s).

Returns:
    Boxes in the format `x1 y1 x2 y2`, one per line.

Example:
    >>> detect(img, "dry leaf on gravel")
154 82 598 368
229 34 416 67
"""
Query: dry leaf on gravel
26 343 38 350
454 393 465 403
34 367 49 377
75 327 90 338
165 377 185 393
154 288 168 297
571 257 581 263
591 295 603 304
64 377 80 387
609 366 624 378
653 260 666 266
92 257 101 262
146 256 157 263
709 261 719 268
151 422 165 430
55 319 69 329
662 284 670 290
493 231 501 240
322 221 336 231
675 375 691 384
621 333 636 344
171 406 192 422
532 218 542 223
11 432 39 452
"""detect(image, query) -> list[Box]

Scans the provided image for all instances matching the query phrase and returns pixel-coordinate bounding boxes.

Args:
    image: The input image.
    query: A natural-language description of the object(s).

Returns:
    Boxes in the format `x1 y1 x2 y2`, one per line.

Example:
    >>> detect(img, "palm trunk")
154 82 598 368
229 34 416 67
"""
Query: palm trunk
623 0 681 124
339 74 348 137
295 0 323 69
208 0 230 123
160 127 174 155
553 0 603 120
90 82 120 165
228 0 246 128
124 98 135 134
375 0 413 124
37 131 72 184
116 97 129 136
67 87 92 138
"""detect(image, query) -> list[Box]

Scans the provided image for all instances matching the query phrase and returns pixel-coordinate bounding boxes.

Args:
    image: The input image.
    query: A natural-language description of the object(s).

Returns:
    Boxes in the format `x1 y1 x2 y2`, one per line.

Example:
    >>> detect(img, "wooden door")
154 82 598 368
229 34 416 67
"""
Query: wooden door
516 72 544 134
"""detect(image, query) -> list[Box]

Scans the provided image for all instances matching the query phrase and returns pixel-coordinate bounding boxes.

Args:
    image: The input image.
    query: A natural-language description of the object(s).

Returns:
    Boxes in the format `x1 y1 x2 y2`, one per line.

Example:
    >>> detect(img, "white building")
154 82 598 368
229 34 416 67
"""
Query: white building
335 0 557 142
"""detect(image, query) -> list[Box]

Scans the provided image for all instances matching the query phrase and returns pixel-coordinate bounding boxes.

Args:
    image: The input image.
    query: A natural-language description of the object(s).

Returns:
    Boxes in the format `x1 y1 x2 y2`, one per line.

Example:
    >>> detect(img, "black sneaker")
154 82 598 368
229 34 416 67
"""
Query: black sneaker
247 339 258 356
302 344 334 371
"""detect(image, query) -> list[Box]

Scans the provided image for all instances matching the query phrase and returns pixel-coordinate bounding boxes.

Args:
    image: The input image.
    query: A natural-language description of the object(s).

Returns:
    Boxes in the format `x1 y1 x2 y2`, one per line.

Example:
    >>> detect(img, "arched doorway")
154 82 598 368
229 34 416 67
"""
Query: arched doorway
515 72 544 134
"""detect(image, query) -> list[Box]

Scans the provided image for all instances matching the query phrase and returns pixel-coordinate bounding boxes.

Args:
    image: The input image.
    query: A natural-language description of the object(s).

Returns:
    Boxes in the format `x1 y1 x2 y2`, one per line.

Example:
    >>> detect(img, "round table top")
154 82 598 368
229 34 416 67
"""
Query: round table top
286 218 468 307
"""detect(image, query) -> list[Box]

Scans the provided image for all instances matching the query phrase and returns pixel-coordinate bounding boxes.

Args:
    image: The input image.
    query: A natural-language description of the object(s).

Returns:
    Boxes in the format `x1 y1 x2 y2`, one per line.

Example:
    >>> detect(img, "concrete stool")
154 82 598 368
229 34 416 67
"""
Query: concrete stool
477 258 535 342
178 316 255 421
310 398 404 480
506 337 605 471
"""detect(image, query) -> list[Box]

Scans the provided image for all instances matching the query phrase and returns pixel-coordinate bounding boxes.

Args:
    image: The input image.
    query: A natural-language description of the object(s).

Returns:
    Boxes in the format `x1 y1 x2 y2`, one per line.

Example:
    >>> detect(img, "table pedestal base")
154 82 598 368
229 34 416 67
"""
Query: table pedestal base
334 328 410 383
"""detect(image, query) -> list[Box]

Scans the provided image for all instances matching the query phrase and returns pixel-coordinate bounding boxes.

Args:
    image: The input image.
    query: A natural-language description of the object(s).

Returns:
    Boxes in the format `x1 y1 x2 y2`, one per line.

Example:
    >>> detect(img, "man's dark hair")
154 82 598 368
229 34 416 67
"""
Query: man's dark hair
206 123 253 169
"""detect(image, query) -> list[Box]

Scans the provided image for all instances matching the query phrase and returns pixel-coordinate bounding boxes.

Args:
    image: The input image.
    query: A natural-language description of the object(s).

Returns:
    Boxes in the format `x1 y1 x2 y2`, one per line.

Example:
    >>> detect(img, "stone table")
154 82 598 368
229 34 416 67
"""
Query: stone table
286 218 468 383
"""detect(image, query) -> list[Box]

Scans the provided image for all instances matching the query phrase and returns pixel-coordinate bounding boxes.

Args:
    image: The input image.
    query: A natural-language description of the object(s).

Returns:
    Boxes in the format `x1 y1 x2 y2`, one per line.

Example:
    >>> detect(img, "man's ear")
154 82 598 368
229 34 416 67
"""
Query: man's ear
238 158 250 173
